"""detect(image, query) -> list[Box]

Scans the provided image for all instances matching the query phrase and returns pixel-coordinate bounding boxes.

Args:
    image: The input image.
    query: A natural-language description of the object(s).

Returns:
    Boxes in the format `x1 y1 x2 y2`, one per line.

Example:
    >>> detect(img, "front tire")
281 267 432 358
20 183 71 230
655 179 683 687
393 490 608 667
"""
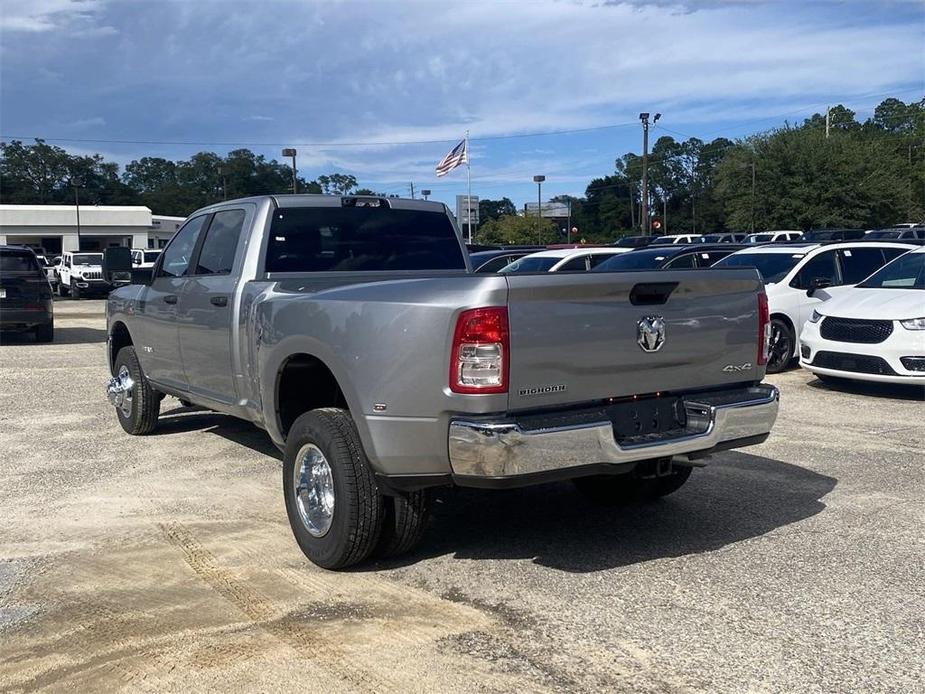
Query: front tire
71 284 81 300
57 281 69 297
112 346 160 435
765 318 794 374
283 408 384 570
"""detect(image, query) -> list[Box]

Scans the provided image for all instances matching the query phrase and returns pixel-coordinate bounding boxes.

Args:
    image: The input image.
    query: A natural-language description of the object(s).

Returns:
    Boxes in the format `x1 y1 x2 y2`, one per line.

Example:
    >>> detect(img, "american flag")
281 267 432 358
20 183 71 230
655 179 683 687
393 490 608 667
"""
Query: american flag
435 138 468 177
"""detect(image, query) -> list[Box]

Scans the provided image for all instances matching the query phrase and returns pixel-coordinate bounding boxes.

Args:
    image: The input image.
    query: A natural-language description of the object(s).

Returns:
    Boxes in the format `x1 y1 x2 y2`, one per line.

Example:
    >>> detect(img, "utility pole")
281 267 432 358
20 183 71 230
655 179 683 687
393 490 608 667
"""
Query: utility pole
825 107 830 139
533 175 545 244
217 166 227 200
566 198 572 244
409 181 415 199
72 178 83 250
282 148 297 194
639 112 661 234
663 196 667 235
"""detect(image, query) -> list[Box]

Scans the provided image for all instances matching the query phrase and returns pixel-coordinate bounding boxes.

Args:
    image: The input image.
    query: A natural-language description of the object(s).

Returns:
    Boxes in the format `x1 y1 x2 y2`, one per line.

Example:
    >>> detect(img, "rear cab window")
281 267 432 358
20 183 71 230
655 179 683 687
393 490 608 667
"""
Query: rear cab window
265 205 466 273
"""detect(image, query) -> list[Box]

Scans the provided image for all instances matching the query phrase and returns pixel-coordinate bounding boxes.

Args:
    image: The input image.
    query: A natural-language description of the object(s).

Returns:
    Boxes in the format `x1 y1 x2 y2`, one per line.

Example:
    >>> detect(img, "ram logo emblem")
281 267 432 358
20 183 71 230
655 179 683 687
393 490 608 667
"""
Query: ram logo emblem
637 316 666 353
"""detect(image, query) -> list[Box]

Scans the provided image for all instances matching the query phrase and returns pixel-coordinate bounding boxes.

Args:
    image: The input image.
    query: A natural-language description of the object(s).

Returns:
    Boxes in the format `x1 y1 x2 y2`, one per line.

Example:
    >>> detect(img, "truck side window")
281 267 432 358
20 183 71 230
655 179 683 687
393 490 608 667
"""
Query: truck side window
159 215 208 278
195 209 245 275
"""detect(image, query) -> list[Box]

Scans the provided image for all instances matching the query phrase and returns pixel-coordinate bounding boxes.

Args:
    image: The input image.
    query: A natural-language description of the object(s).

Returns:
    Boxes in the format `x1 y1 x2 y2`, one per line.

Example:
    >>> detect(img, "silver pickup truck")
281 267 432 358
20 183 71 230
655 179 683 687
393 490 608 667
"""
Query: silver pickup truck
104 195 779 569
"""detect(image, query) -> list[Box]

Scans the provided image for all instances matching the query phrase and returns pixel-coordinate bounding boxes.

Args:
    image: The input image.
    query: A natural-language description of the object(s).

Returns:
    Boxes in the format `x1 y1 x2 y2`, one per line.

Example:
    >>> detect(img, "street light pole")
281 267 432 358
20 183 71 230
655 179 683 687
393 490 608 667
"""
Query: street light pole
217 166 227 200
71 178 83 250
533 175 545 245
638 112 660 235
282 148 297 194
750 162 756 233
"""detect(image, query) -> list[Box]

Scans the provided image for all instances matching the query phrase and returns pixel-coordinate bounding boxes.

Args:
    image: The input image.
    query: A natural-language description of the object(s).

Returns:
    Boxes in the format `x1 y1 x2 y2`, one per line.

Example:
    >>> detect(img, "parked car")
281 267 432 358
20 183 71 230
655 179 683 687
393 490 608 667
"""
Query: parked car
612 235 656 248
743 231 803 244
649 234 706 245
33 254 57 284
102 194 779 570
131 248 162 269
802 228 865 242
56 251 111 298
702 233 747 243
863 227 925 241
593 244 746 272
713 242 915 372
499 247 630 272
468 249 533 273
800 247 925 386
0 245 54 342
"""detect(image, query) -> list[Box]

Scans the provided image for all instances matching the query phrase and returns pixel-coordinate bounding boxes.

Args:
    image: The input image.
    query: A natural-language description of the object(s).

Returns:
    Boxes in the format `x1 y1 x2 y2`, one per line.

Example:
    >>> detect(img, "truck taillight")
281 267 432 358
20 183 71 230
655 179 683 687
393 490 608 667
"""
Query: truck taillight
757 292 771 366
449 307 509 394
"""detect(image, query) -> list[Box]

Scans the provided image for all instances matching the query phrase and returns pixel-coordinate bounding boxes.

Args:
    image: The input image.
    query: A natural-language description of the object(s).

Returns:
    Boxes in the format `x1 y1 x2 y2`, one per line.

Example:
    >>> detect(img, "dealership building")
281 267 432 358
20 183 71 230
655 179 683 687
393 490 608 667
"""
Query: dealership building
0 204 185 255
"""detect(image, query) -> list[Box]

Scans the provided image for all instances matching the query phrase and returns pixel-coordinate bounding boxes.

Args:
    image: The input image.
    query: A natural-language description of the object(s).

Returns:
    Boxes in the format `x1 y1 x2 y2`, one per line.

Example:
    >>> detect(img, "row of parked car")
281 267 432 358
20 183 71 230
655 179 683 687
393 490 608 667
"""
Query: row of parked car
0 246 162 342
469 238 925 387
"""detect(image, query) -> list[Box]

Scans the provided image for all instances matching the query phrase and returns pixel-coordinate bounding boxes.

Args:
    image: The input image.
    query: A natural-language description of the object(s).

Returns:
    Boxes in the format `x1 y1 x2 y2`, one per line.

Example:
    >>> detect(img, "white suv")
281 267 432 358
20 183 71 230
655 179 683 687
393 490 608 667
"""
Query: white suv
800 247 925 385
744 230 803 244
56 251 109 299
713 242 916 372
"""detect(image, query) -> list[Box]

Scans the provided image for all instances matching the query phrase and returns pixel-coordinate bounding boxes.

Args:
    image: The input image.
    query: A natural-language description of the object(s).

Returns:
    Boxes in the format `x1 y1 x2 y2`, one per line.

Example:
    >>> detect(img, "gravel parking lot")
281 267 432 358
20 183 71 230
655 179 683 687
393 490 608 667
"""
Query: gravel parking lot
1 299 922 693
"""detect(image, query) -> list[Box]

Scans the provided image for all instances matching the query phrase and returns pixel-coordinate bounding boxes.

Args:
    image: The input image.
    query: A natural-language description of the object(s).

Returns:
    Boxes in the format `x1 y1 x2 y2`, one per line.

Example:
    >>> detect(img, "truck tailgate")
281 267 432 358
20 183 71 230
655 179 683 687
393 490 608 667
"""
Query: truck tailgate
505 269 764 411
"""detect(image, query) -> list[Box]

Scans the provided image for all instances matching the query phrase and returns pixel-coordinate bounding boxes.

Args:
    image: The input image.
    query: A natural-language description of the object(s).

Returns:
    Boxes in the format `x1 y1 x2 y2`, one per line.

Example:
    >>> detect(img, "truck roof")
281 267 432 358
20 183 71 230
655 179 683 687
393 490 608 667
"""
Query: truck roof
190 194 449 216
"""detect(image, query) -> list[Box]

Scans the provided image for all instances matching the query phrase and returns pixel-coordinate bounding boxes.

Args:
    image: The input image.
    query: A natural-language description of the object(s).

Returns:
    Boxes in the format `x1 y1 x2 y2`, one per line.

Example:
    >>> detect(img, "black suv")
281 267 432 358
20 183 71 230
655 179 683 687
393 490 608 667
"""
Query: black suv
0 246 54 342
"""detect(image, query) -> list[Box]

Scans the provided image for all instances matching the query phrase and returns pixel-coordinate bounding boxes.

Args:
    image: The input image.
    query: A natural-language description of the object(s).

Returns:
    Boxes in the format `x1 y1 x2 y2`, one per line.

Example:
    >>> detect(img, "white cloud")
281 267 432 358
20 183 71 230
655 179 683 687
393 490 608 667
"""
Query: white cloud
0 0 114 34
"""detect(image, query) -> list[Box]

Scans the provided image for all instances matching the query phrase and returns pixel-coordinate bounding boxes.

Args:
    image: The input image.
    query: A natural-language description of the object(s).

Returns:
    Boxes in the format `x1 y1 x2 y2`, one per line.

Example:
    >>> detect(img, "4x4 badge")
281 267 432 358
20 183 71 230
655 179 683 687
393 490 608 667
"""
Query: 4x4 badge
637 316 666 353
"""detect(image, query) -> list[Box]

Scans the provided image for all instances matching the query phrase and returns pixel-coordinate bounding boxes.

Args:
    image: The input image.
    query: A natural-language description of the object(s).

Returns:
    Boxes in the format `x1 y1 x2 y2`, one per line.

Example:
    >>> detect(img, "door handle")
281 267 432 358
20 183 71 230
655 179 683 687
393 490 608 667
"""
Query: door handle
163 294 178 304
210 295 228 307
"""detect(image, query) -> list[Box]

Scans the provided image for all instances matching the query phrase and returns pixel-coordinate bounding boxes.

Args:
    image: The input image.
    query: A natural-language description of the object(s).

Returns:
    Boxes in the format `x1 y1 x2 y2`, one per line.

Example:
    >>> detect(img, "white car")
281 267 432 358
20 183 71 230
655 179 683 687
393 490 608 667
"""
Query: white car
56 251 108 299
131 248 162 269
649 234 705 245
800 247 925 385
713 242 915 372
743 230 803 244
499 247 630 273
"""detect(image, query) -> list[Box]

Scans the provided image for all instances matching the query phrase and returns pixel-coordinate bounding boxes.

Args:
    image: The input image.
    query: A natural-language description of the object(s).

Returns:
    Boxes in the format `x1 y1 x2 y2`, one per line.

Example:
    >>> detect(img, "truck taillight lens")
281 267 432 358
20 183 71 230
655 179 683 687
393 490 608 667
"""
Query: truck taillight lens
757 292 771 366
450 307 509 394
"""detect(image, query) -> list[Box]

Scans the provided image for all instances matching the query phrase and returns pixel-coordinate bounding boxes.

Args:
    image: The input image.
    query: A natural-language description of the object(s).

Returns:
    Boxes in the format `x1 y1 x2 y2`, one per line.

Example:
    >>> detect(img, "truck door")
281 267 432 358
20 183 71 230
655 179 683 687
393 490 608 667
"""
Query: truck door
176 207 250 405
136 214 209 390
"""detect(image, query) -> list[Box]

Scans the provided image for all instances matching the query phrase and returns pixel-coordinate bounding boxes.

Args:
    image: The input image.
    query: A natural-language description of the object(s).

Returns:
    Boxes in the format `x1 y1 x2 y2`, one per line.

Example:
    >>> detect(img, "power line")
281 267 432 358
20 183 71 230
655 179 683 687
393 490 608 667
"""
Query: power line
0 121 639 150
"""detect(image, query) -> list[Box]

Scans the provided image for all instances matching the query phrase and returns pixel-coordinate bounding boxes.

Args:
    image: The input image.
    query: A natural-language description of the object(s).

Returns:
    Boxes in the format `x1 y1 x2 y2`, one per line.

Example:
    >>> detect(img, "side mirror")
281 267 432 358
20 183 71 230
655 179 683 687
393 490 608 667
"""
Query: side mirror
102 247 132 284
130 268 154 285
806 277 832 297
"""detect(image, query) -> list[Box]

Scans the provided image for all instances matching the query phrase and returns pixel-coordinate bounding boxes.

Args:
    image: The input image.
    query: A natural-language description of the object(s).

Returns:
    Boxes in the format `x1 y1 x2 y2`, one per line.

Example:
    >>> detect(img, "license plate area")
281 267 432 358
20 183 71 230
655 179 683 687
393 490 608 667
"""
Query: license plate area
607 396 687 441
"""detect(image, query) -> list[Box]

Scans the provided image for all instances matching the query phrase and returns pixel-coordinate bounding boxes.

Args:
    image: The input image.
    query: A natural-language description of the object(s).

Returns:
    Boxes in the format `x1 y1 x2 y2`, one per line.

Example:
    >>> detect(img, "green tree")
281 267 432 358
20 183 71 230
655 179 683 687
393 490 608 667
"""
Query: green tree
475 214 557 245
317 173 357 195
477 197 517 225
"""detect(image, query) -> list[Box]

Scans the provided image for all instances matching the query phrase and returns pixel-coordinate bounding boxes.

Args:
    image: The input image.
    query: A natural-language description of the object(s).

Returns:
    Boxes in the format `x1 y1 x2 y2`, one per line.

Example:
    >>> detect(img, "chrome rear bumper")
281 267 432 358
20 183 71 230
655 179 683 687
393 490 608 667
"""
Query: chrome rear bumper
448 384 779 480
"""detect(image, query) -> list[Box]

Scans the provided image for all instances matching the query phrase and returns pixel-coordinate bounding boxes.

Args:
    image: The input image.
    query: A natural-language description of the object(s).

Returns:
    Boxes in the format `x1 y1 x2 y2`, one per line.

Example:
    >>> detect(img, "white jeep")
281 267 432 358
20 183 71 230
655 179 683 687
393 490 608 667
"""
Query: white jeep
56 251 109 298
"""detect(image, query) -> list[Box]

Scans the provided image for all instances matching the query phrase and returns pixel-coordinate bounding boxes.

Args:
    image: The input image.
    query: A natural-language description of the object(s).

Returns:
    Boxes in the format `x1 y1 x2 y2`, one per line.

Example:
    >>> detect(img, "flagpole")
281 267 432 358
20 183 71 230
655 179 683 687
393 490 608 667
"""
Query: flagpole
466 129 472 244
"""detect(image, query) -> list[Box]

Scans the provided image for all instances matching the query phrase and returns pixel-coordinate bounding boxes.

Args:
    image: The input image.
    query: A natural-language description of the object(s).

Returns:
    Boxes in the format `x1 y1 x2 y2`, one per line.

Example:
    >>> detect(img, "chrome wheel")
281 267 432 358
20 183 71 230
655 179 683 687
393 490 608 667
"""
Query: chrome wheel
293 443 335 538
106 365 135 418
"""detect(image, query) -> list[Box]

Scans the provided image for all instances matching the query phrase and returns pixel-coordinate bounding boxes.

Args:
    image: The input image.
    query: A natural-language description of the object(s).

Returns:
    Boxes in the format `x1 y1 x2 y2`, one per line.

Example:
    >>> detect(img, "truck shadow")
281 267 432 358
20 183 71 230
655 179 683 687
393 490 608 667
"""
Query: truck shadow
153 406 282 460
387 452 836 573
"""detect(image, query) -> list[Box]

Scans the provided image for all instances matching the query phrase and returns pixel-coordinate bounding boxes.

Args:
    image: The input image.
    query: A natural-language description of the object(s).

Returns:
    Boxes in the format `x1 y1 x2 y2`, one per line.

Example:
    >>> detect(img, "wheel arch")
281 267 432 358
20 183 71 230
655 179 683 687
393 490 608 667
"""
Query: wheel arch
274 353 351 441
109 320 133 373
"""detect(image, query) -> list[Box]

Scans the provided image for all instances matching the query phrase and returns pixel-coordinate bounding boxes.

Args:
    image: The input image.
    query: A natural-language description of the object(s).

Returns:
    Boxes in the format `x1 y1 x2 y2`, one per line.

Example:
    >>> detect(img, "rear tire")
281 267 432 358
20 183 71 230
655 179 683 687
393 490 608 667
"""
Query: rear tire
573 461 693 504
283 408 383 570
374 491 431 559
765 318 794 374
113 346 160 435
34 321 54 343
